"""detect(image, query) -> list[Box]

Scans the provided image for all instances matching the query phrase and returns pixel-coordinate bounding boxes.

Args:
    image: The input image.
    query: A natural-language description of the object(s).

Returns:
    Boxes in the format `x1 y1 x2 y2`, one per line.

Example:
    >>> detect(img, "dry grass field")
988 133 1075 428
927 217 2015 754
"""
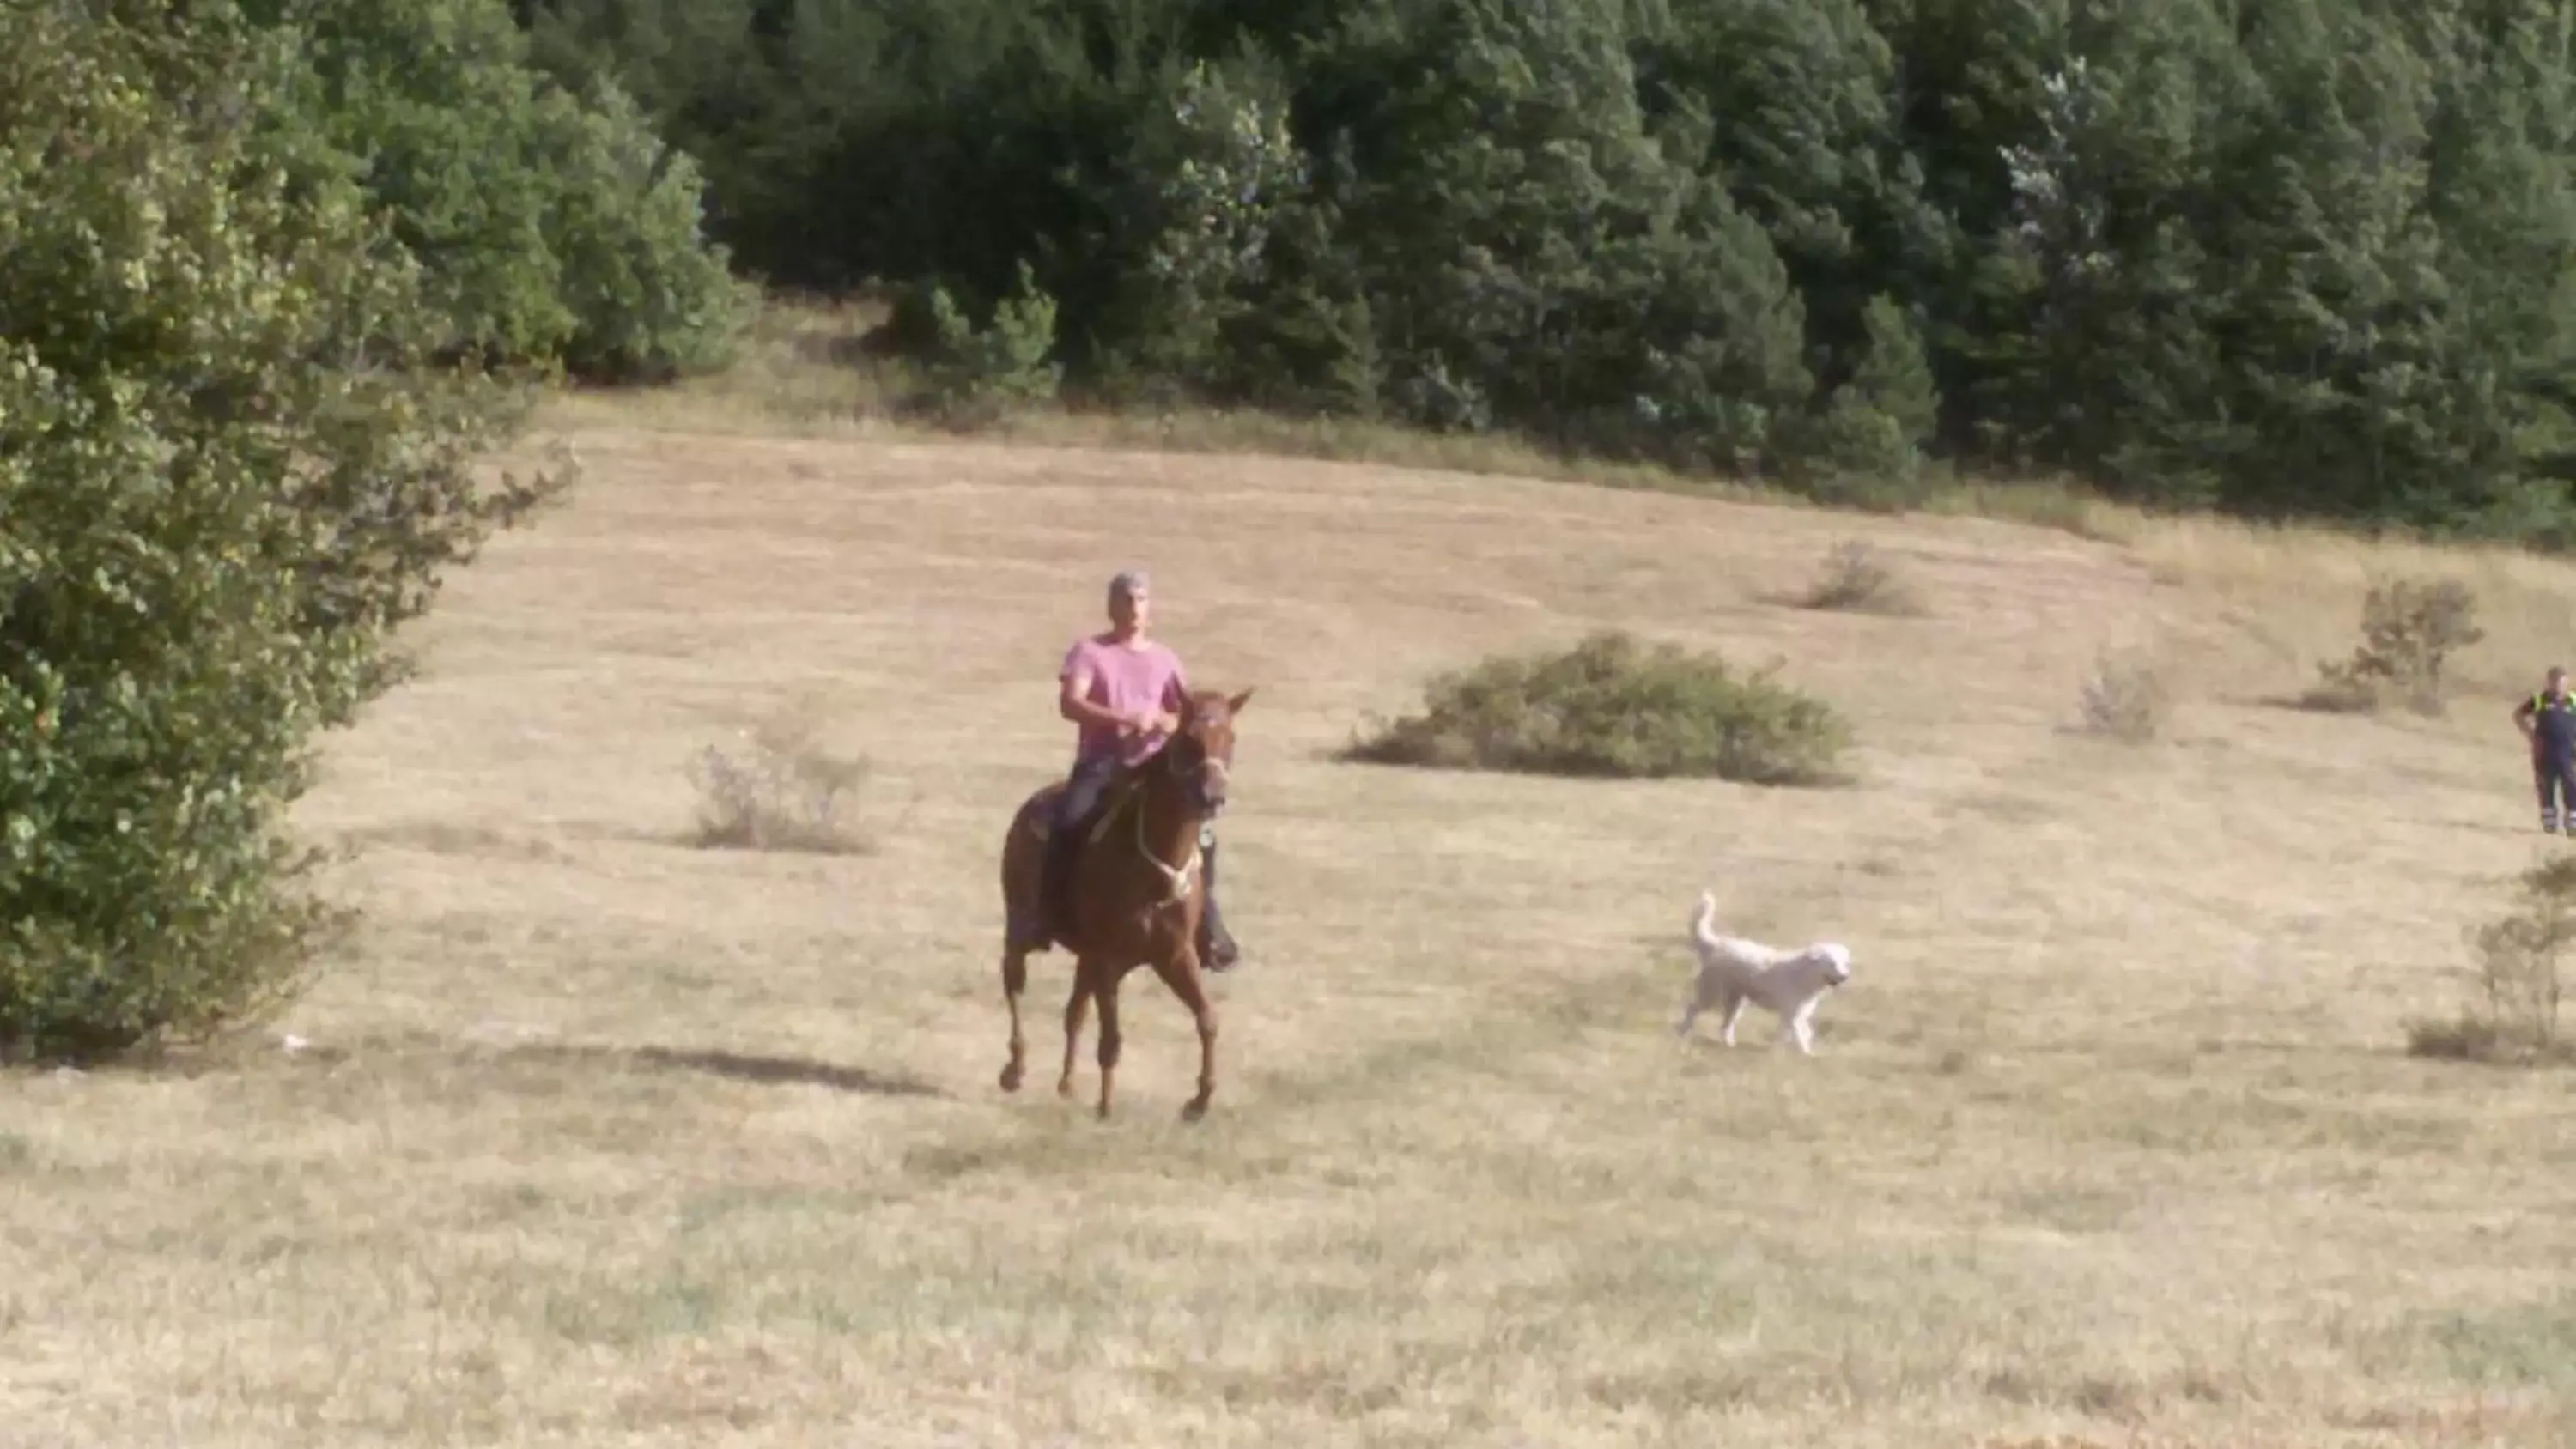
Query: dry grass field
10 326 2576 1446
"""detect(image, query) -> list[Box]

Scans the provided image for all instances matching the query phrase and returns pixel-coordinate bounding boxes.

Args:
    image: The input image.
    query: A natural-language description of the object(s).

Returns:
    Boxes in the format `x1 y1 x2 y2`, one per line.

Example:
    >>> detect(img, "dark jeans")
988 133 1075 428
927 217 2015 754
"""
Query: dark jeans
1041 754 1240 967
2538 753 2576 829
1199 834 1237 969
1041 752 1122 936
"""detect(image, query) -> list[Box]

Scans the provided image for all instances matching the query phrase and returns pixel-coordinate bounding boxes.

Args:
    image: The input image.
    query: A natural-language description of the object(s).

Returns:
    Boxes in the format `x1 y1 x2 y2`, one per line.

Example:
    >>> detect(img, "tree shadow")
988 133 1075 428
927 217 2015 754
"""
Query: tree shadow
513 1041 950 1099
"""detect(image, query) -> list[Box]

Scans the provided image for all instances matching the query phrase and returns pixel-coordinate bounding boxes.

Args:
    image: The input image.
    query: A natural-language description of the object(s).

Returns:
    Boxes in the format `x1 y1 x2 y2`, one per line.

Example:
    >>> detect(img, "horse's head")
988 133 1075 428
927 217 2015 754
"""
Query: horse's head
1158 687 1255 819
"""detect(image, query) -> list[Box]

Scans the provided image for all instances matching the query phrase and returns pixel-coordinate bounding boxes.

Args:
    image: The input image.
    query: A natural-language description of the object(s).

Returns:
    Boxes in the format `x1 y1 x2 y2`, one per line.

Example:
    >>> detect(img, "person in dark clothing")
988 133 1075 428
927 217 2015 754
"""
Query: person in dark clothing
2512 666 2576 834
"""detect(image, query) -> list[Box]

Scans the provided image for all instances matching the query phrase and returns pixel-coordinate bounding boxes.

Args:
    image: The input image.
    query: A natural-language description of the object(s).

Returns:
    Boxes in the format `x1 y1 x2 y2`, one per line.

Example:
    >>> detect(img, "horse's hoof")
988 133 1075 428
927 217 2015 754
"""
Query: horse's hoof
1056 1079 1076 1100
999 1063 1024 1093
1095 1103 1113 1122
1180 1096 1211 1123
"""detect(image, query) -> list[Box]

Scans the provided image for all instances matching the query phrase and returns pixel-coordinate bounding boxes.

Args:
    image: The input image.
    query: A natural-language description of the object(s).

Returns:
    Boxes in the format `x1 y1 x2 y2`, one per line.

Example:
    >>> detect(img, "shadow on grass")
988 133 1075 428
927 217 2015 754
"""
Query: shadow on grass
513 1040 951 1099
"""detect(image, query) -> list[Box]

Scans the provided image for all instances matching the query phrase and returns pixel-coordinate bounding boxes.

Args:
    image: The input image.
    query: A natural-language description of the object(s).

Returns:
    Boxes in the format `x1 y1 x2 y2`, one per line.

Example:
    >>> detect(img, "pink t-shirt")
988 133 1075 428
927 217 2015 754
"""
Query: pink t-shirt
1062 634 1188 766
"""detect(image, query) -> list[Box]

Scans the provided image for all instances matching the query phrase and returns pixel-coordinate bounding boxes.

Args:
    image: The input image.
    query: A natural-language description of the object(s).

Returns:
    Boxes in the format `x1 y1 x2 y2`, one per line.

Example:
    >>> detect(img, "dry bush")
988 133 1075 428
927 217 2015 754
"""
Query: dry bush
2408 853 2576 1066
2299 575 2484 716
684 707 873 854
1789 540 1924 615
2075 647 2170 743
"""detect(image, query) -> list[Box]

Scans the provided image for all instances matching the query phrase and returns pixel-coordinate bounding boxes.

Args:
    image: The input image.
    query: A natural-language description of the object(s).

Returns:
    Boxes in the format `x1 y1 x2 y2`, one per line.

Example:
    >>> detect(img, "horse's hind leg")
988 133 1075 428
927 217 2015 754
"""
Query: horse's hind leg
1056 965 1093 1100
999 944 1030 1093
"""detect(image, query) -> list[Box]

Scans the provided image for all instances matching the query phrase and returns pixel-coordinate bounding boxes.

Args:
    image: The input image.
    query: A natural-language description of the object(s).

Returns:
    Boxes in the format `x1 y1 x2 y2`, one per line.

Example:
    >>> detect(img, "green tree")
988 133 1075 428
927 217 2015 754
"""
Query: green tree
1295 0 1813 459
1096 53 1314 397
2406 0 2576 538
0 0 568 1060
528 72 754 382
1786 293 1945 504
1962 4 2246 503
266 0 747 381
2195 2 2476 525
1634 0 1947 398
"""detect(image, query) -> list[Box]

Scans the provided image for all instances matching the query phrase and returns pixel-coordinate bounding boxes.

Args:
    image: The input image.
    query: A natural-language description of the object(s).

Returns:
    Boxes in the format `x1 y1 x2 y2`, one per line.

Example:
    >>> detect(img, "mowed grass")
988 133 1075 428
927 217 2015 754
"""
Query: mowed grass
10 386 2576 1445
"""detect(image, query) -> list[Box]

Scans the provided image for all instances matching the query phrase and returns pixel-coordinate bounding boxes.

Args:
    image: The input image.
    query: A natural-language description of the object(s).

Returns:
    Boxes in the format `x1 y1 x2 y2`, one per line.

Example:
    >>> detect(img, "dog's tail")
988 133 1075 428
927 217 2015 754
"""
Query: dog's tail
1690 888 1721 950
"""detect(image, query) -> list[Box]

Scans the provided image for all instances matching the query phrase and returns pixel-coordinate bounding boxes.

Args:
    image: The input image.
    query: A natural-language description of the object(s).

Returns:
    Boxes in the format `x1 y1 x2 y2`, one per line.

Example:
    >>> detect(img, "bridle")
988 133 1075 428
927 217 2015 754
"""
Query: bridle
1134 714 1231 906
1158 724 1230 804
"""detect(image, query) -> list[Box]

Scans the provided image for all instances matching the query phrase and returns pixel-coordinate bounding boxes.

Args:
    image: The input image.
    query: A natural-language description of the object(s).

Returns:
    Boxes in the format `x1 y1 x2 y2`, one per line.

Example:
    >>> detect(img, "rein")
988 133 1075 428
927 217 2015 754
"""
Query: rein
1073 728 1225 916
1133 794 1201 906
1128 743 1224 910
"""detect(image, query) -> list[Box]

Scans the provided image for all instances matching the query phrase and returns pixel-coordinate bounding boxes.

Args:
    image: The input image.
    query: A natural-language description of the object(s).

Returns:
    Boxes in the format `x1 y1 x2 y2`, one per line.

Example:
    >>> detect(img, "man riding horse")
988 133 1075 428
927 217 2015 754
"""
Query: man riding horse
1037 570 1242 970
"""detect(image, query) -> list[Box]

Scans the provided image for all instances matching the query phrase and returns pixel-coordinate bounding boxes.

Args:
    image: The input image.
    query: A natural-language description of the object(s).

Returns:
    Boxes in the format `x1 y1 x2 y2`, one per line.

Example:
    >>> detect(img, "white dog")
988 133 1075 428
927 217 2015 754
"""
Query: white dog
1674 889 1854 1055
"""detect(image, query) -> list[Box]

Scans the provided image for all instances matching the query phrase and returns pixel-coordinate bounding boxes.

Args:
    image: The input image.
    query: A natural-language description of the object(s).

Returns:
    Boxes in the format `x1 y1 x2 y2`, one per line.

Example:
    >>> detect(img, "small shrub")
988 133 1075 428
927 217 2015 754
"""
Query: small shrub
686 711 872 854
2300 575 2484 717
916 260 1063 425
2077 647 2169 743
1340 630 1853 785
2407 853 2576 1066
1790 541 1923 615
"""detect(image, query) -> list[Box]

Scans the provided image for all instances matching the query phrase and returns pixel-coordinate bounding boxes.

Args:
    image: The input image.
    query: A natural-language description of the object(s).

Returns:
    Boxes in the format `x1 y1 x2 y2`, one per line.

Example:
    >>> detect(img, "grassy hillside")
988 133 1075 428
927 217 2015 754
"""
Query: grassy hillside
545 295 2135 538
8 324 2576 1443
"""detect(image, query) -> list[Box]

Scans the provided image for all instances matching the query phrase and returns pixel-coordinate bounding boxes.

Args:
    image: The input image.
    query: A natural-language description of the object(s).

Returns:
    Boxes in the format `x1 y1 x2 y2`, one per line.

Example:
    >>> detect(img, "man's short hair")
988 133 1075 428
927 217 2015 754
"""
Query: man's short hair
1109 570 1150 600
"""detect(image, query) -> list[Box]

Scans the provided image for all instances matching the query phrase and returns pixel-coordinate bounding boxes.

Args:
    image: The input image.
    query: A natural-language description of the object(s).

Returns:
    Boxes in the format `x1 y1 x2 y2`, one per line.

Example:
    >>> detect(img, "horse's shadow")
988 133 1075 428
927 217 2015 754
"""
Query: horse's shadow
510 1040 950 1100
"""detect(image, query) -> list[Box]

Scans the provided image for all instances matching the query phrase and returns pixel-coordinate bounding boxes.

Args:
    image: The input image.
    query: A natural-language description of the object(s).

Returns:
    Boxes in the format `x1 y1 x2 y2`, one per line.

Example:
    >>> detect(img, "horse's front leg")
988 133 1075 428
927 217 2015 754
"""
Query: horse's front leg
1149 936 1218 1123
1057 962 1094 1099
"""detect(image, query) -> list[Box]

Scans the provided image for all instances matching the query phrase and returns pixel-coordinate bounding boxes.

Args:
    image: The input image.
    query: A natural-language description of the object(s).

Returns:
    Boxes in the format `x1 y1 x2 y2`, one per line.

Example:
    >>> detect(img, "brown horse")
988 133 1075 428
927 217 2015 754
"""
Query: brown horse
995 687 1255 1120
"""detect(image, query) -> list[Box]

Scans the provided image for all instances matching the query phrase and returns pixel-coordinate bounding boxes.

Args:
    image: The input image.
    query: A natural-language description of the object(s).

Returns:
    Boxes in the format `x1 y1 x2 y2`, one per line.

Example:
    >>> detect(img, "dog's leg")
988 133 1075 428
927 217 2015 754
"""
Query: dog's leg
1789 1002 1818 1056
1718 990 1746 1047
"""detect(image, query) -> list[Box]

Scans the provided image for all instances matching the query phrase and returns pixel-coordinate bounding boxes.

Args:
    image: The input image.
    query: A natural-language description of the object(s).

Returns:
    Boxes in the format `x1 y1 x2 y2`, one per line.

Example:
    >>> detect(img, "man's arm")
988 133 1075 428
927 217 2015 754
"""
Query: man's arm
2516 694 2540 742
1059 664 1119 730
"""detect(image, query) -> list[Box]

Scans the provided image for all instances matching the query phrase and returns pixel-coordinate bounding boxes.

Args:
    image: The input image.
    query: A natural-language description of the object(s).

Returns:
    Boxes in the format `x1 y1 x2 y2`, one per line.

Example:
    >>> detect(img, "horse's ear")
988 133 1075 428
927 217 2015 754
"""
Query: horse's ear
1225 687 1255 715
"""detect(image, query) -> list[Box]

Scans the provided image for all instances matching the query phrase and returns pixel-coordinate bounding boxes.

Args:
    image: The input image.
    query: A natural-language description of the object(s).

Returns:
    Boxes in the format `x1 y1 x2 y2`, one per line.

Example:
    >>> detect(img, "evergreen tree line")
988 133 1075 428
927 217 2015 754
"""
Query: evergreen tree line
513 0 2576 538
